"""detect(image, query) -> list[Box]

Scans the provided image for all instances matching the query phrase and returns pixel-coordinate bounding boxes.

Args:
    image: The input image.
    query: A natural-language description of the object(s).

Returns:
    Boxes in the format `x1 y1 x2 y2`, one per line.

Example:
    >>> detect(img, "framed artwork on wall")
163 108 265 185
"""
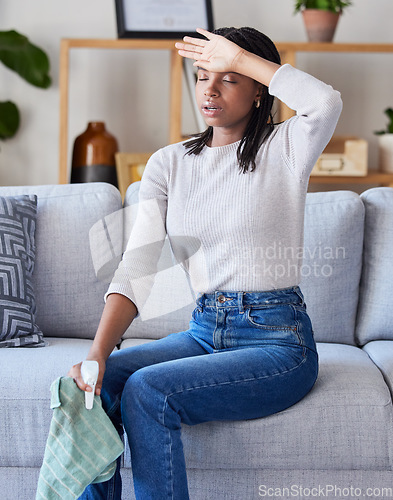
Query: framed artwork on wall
115 152 153 199
115 0 214 39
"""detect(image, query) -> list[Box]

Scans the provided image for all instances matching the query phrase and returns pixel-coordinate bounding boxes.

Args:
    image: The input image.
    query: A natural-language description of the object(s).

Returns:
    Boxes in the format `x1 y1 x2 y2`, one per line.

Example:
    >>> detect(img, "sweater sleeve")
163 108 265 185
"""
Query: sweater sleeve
268 64 343 181
105 149 168 317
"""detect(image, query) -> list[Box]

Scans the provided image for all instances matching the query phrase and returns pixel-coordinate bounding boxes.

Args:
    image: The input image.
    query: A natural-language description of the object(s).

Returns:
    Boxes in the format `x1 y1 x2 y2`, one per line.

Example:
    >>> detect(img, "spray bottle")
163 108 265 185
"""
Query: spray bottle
81 360 99 410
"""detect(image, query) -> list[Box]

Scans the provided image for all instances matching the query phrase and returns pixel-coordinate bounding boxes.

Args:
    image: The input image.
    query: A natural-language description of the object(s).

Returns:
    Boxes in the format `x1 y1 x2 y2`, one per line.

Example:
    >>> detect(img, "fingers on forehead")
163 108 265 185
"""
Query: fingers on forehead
182 36 207 47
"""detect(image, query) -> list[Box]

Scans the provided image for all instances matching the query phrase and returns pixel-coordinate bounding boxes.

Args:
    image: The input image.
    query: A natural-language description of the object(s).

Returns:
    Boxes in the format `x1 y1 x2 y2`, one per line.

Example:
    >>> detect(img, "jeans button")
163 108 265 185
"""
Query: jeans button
217 295 226 303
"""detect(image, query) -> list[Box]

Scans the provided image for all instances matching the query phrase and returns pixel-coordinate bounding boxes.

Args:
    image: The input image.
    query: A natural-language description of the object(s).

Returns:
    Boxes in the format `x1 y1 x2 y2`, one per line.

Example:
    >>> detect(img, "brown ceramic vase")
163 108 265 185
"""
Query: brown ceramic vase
71 122 118 187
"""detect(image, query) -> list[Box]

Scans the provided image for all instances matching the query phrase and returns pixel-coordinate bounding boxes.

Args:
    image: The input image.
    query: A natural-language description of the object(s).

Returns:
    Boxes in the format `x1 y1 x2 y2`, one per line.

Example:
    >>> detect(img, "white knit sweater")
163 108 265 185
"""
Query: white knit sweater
107 64 342 313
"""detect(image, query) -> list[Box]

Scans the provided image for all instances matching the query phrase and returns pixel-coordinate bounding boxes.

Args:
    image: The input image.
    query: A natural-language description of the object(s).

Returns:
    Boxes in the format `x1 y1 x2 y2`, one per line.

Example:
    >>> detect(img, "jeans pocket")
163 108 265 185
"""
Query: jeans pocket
243 305 302 346
245 304 297 329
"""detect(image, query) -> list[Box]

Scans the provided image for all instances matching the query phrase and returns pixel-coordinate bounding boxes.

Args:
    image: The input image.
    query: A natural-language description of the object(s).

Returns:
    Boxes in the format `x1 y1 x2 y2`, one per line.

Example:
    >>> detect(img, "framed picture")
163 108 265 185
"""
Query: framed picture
115 152 153 199
115 0 214 39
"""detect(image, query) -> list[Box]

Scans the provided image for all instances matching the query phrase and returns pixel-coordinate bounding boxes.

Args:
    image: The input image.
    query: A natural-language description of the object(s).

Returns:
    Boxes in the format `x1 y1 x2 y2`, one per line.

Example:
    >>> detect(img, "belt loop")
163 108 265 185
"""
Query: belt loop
238 292 244 314
196 294 204 312
295 287 304 306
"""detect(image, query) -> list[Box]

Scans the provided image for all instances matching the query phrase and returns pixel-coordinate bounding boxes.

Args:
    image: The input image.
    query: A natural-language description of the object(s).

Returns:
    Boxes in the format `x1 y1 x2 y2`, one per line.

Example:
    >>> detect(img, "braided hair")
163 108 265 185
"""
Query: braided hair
184 27 281 173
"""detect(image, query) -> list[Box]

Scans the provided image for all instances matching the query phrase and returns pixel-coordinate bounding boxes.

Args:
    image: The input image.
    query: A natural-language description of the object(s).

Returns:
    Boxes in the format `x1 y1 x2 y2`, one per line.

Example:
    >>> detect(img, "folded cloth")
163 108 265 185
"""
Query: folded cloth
36 376 124 499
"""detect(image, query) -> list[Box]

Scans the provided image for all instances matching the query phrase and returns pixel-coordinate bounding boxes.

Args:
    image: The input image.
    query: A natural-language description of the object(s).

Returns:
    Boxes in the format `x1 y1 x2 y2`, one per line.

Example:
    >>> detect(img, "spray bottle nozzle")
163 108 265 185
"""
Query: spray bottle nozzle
81 360 99 410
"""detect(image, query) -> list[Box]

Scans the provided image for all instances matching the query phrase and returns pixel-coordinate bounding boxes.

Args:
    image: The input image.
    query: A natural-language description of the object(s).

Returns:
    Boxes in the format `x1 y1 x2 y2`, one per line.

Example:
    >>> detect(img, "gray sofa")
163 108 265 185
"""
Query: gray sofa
1 182 393 500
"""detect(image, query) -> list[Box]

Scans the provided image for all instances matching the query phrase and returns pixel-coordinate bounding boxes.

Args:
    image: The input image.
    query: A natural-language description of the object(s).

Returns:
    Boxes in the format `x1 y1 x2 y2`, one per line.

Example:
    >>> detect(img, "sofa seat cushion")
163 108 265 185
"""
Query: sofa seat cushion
120 338 155 349
0 338 93 467
357 187 393 345
363 341 393 396
120 342 392 471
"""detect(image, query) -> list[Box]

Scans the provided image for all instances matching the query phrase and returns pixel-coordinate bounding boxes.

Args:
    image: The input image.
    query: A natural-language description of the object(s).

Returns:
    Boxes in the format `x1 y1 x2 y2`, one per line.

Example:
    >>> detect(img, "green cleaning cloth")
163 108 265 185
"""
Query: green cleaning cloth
36 376 124 499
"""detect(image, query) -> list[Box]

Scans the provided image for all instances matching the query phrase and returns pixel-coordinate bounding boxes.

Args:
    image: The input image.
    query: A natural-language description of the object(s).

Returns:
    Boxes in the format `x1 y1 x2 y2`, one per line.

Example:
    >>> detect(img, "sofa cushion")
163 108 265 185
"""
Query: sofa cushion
363 340 393 395
0 195 44 347
123 186 364 344
118 342 392 471
300 191 364 345
0 337 93 467
181 343 392 471
356 187 393 345
120 338 155 348
0 184 123 339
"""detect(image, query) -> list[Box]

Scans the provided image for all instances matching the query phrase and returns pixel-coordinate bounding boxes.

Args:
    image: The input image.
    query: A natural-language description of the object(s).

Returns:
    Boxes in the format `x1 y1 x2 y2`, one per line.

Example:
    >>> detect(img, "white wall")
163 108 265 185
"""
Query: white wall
1 0 393 186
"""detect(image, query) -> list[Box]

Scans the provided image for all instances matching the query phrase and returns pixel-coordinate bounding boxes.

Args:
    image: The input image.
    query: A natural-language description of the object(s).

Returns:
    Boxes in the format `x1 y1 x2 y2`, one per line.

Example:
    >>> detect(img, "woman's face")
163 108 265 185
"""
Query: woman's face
195 68 262 146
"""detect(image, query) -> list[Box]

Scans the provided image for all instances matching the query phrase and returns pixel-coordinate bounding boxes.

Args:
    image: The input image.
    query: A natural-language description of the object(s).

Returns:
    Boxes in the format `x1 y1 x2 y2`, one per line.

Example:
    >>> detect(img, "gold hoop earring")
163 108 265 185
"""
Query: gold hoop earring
255 99 261 109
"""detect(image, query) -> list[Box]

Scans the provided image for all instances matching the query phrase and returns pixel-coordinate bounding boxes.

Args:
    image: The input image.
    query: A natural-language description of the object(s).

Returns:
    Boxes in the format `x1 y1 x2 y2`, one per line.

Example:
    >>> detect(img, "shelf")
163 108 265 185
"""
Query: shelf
62 39 181 49
309 172 393 187
59 40 393 188
274 42 393 121
275 42 393 53
58 38 183 184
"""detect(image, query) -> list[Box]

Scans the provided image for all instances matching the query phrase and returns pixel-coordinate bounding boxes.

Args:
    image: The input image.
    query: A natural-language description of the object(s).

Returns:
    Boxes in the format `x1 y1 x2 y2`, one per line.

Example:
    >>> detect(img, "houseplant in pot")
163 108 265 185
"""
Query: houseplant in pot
375 107 393 173
294 0 352 42
0 30 51 140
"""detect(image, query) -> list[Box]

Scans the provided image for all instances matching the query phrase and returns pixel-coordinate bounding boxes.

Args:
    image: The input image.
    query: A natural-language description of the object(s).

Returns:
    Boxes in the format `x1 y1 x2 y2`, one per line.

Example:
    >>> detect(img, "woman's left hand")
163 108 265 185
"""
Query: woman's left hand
175 28 244 73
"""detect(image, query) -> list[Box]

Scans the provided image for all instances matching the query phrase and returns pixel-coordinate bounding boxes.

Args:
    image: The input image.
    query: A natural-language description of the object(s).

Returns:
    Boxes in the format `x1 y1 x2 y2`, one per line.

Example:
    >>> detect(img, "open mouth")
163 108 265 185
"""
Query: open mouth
202 102 223 116
203 102 221 111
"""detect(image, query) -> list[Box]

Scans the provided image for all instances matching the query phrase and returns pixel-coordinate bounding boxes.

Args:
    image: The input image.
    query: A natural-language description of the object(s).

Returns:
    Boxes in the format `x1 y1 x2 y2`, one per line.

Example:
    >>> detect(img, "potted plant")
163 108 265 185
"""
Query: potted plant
375 108 393 173
294 0 353 42
0 30 51 140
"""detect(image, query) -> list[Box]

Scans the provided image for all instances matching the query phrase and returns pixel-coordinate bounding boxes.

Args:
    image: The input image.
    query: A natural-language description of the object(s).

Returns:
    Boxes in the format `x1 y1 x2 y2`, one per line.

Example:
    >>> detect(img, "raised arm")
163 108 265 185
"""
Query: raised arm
177 28 343 180
175 28 281 87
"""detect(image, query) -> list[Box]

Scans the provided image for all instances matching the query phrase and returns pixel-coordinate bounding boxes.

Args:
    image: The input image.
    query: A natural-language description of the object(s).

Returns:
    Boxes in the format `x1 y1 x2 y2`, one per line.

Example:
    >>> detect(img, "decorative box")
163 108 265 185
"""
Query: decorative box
311 136 368 176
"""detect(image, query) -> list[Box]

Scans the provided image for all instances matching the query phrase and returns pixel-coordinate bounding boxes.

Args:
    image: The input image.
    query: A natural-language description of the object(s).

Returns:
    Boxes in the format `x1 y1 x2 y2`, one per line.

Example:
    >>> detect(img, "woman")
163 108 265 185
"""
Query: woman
70 27 342 500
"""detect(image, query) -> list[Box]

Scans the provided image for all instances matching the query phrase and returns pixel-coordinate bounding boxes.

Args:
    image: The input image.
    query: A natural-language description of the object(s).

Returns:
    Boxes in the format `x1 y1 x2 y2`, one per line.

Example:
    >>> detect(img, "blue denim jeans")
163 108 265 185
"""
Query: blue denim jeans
79 286 318 500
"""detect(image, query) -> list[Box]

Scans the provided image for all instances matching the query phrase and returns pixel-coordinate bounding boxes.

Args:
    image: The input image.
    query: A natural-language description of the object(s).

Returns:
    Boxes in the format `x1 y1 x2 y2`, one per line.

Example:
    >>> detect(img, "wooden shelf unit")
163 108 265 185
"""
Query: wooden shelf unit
59 40 393 187
275 42 393 188
309 172 393 187
59 38 183 184
275 42 393 120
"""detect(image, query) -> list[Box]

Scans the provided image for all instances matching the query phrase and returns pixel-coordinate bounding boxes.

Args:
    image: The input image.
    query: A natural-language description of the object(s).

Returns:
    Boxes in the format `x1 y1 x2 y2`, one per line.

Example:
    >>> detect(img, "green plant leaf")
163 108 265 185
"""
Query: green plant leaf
385 108 393 134
374 107 393 135
294 0 352 13
0 101 20 139
0 30 51 88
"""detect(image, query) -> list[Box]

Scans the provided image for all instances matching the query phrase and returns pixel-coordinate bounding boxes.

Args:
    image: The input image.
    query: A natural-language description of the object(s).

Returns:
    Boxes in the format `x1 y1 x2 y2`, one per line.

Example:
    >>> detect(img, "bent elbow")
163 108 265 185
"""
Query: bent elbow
324 88 343 122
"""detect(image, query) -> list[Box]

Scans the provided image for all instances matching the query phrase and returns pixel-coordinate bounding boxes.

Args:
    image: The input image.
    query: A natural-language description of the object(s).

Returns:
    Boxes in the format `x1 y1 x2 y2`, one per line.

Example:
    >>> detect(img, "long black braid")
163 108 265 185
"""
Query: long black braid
184 27 281 174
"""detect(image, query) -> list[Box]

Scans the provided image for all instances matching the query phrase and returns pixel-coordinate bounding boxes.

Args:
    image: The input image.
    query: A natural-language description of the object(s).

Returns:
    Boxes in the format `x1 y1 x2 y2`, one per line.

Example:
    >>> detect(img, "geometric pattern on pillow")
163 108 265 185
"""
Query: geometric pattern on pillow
0 195 45 347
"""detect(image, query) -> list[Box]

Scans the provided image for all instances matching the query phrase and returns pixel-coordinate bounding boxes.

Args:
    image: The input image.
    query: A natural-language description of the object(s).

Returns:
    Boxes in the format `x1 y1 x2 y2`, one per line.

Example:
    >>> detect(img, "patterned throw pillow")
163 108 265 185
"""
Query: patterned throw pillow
0 195 45 347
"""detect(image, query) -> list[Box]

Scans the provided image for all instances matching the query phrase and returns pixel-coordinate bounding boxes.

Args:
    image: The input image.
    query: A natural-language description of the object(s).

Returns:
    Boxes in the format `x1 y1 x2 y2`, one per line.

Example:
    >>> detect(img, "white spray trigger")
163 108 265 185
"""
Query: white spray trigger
81 360 99 410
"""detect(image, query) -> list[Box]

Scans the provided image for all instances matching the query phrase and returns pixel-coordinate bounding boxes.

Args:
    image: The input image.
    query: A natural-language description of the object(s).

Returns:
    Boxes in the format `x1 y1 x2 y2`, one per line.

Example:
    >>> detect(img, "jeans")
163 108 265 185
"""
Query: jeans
79 286 318 500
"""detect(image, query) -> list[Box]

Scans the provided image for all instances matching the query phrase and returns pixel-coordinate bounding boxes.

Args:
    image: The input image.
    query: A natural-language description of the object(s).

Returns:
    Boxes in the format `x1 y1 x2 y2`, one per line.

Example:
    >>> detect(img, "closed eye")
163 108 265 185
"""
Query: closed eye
223 76 237 83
